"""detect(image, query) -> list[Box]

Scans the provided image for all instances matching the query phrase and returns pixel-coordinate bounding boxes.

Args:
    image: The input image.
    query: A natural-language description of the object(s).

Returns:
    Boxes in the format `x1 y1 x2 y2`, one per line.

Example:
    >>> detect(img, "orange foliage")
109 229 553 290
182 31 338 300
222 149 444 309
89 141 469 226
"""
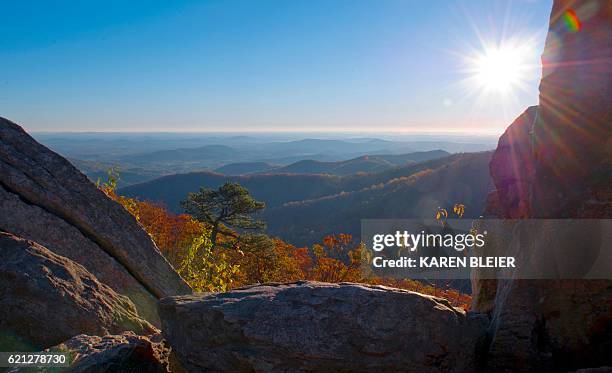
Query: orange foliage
101 186 204 267
130 201 203 266
308 234 363 283
291 247 313 272
102 183 470 310
224 237 306 286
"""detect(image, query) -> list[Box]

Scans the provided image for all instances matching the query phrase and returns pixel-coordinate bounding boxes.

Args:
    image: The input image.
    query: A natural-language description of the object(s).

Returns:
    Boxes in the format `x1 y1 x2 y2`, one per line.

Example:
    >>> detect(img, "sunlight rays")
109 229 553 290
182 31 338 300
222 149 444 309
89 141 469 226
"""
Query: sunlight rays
460 36 542 109
467 40 534 95
430 2 549 134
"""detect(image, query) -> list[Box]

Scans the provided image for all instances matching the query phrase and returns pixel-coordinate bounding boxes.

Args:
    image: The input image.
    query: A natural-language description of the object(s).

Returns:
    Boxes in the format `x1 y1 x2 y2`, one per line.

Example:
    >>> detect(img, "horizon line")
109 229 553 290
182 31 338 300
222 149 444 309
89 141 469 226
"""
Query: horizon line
30 128 503 136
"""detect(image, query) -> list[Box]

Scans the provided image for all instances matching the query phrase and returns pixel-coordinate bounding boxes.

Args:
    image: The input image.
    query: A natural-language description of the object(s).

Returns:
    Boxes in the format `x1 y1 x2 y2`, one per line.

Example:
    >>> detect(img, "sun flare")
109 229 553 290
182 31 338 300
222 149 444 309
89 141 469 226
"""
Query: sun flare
468 41 534 95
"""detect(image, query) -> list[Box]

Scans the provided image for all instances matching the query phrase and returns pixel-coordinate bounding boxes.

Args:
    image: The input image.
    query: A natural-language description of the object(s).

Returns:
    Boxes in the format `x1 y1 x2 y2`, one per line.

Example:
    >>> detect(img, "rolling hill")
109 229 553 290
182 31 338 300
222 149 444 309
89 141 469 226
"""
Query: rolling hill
119 151 492 246
273 157 394 175
119 171 345 211
120 152 469 211
271 150 449 175
212 150 450 176
264 152 493 246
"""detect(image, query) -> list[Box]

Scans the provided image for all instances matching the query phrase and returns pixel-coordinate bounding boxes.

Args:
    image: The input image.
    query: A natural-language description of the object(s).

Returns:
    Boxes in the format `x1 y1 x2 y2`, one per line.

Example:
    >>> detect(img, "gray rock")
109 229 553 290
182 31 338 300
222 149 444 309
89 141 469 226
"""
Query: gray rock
160 281 487 372
0 232 156 351
49 332 172 373
0 184 160 325
0 116 191 322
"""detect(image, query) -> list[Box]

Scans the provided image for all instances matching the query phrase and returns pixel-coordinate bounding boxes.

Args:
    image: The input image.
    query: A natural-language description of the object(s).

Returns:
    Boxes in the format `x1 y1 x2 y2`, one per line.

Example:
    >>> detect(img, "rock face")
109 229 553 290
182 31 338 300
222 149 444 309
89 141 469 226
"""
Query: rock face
0 184 160 324
473 0 612 371
485 106 537 219
160 281 487 372
47 332 172 373
0 116 190 323
0 232 156 351
532 0 612 218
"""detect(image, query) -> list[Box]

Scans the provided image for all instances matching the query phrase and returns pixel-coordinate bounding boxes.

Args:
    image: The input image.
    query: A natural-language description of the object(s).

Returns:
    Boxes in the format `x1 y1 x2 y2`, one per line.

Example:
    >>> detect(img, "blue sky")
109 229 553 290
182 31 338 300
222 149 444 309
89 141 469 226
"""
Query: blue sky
0 0 552 133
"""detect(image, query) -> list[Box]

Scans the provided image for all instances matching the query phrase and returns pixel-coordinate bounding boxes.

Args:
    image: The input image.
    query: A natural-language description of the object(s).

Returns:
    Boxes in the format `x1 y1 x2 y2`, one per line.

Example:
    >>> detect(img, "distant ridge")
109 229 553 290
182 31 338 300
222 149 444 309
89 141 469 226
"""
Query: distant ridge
272 150 449 175
264 151 492 246
213 150 450 176
120 151 459 212
119 151 492 246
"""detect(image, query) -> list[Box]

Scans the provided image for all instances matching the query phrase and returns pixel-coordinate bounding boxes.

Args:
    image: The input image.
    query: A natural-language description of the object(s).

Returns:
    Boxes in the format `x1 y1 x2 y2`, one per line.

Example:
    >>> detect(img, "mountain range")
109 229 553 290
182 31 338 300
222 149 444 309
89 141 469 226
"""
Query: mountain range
120 151 492 245
34 134 496 185
214 150 450 176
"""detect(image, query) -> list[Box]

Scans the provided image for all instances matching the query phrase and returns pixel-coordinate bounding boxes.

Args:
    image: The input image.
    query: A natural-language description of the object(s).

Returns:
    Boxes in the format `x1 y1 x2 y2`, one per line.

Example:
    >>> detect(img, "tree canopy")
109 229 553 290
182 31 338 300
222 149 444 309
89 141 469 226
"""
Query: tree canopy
181 182 266 247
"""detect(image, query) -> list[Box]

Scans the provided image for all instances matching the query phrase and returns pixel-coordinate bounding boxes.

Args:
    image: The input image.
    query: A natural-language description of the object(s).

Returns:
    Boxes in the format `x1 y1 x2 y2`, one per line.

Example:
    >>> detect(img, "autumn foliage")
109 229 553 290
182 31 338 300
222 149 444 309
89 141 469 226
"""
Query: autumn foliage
99 173 470 310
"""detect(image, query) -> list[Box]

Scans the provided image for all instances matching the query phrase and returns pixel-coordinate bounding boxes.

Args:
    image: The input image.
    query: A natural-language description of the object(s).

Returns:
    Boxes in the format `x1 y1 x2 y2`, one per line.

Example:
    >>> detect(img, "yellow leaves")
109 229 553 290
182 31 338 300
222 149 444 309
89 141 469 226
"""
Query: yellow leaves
313 244 325 259
116 196 141 222
435 203 466 222
178 232 241 293
347 244 365 265
453 203 465 218
435 207 448 222
308 234 364 283
97 167 120 197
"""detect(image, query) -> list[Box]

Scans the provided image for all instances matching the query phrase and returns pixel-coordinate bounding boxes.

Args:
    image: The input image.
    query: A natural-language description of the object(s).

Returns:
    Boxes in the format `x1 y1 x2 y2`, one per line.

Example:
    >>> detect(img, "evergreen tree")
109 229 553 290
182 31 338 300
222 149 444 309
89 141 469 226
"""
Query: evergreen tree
181 182 265 247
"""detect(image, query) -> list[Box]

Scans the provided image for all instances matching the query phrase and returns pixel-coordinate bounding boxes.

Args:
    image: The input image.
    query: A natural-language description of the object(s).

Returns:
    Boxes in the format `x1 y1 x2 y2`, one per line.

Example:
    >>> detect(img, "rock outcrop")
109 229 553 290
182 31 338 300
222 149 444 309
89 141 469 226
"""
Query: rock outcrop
160 281 487 372
473 0 612 371
0 116 191 324
46 332 172 373
0 232 156 351
532 0 612 218
485 105 538 219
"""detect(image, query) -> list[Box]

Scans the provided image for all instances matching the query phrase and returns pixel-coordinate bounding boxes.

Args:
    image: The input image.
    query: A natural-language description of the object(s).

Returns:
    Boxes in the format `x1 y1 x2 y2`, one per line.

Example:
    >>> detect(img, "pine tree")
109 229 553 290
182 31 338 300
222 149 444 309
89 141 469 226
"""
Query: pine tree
181 182 266 247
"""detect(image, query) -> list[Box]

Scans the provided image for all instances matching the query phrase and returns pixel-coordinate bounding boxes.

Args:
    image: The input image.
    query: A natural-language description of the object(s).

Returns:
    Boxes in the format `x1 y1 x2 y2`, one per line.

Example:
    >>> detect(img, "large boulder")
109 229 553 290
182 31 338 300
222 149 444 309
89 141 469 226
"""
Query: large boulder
472 0 612 371
160 281 487 372
0 116 191 323
0 232 156 351
0 184 159 324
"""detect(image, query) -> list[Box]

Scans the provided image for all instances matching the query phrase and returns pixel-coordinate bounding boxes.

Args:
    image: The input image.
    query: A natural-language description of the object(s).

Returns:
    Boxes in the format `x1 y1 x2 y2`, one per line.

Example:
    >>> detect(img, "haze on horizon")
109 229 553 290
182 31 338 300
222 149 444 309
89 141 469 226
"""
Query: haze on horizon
1 0 552 134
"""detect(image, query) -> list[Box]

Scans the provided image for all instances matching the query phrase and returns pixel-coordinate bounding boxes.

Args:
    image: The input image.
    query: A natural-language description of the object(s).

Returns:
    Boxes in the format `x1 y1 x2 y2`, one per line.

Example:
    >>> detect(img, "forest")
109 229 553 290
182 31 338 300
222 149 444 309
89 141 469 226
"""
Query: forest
99 170 472 309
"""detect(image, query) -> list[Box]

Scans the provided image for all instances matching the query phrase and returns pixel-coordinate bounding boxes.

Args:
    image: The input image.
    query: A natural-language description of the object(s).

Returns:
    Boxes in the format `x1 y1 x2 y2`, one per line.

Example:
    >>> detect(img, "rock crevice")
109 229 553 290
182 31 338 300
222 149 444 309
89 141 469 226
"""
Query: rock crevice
0 232 156 351
0 116 191 325
0 117 190 299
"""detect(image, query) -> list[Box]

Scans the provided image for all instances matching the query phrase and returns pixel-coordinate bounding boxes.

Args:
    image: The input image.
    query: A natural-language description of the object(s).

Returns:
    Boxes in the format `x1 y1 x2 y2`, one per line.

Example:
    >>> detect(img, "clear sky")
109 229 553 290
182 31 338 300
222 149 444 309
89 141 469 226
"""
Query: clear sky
0 0 552 133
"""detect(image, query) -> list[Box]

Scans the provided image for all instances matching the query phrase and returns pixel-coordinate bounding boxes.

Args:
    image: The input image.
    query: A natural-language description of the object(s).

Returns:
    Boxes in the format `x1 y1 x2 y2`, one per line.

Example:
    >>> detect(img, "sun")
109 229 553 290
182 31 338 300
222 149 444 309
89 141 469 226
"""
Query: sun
468 41 534 95
474 47 524 93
